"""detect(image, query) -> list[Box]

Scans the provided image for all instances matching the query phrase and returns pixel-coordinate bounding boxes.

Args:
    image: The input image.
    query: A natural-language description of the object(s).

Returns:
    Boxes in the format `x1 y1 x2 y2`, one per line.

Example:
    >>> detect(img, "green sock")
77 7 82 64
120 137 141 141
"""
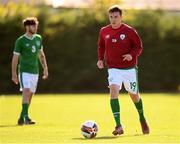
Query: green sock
110 99 121 126
21 103 29 119
20 111 23 119
134 99 145 122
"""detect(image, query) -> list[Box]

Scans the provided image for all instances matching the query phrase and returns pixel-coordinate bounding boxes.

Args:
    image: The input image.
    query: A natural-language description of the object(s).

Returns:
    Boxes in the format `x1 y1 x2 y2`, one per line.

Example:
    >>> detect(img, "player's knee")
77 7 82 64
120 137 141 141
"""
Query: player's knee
110 84 120 99
109 84 120 89
22 88 31 103
129 93 140 102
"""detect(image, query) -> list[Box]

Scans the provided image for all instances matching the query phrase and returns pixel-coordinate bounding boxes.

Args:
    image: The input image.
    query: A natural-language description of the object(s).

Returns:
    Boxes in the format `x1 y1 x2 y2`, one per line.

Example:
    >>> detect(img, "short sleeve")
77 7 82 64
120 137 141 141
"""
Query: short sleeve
13 39 21 55
40 37 43 50
36 34 43 50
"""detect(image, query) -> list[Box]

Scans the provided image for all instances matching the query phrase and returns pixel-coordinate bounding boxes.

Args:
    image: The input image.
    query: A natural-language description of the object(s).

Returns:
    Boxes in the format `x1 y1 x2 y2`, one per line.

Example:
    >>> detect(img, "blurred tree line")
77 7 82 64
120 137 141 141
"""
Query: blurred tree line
0 1 180 93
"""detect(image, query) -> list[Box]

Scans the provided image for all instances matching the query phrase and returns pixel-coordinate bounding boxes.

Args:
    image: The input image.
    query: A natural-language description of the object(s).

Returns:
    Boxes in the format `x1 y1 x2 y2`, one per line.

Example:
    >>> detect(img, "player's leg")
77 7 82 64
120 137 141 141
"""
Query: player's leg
18 73 30 125
29 92 33 105
28 73 38 106
110 84 121 126
18 73 36 125
123 68 149 134
24 91 36 124
24 74 38 124
22 91 35 124
110 84 124 135
22 88 31 120
129 93 145 122
108 69 124 135
129 93 149 134
18 88 31 125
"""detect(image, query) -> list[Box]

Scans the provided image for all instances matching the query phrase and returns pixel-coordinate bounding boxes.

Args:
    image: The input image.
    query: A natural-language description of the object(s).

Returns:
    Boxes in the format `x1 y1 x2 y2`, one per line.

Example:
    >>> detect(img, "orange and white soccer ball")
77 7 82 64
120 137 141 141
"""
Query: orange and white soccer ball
81 120 98 139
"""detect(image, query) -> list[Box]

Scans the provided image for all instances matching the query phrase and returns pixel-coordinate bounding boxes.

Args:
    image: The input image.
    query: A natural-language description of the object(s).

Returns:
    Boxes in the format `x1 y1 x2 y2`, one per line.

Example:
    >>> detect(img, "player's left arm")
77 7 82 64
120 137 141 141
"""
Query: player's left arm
129 29 143 57
39 48 48 80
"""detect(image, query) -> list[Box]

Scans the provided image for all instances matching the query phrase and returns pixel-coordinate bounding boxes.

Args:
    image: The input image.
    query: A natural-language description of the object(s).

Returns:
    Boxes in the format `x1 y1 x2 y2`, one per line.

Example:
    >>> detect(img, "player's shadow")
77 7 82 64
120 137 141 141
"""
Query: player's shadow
94 136 120 139
0 124 19 128
73 134 144 140
73 136 119 140
122 133 144 137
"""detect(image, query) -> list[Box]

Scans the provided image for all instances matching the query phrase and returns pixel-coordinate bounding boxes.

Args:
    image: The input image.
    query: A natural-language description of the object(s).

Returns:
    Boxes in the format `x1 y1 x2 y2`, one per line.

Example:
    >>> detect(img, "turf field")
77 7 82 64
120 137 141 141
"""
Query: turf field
0 93 180 144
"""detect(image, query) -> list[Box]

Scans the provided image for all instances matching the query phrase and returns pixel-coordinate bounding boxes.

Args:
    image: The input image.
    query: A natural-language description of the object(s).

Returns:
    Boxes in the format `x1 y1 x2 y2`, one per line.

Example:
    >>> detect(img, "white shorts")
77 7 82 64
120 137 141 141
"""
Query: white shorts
19 72 39 93
108 68 139 94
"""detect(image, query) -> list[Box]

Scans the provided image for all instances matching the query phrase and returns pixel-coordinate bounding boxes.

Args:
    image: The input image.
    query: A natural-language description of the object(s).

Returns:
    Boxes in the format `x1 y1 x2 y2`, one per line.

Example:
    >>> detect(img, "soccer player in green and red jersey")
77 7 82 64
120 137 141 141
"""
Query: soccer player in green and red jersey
12 17 49 125
97 5 149 135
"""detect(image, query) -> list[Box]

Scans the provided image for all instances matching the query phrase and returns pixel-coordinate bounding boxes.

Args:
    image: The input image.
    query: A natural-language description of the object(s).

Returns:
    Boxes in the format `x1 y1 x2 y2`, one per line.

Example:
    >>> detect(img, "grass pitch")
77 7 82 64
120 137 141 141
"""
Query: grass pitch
0 93 180 144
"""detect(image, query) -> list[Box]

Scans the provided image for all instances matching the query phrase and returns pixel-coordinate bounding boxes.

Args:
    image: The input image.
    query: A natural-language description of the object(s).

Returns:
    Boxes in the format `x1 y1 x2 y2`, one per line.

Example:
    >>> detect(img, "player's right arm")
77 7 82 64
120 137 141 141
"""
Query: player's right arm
97 29 105 69
12 39 21 84
12 54 19 84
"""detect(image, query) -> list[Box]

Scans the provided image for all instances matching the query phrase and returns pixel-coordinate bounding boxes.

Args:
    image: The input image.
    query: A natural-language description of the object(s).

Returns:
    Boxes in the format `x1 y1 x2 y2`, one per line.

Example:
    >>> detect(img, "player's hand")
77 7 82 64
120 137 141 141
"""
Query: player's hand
97 60 104 69
42 68 48 80
12 74 19 85
122 54 132 61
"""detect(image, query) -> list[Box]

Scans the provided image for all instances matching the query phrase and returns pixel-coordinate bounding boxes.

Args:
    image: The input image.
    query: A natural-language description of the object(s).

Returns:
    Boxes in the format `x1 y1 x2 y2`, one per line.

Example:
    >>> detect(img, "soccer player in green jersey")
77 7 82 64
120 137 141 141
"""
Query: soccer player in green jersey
11 17 49 125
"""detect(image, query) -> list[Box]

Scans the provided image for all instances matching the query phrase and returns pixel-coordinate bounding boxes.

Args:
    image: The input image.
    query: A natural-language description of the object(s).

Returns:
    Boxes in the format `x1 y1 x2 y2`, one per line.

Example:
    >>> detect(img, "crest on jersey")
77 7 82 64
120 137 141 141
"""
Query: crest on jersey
26 43 29 47
36 41 41 46
120 34 126 40
32 45 36 53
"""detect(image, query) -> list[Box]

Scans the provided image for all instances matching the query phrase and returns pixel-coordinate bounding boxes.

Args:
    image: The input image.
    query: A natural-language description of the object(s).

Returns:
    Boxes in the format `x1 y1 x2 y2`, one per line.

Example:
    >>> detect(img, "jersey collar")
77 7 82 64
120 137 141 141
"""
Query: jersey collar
24 34 35 40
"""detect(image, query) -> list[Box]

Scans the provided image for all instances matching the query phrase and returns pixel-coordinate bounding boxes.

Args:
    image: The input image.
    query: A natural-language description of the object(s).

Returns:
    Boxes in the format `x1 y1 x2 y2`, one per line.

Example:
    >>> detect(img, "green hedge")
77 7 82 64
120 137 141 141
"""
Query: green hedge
0 3 179 93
